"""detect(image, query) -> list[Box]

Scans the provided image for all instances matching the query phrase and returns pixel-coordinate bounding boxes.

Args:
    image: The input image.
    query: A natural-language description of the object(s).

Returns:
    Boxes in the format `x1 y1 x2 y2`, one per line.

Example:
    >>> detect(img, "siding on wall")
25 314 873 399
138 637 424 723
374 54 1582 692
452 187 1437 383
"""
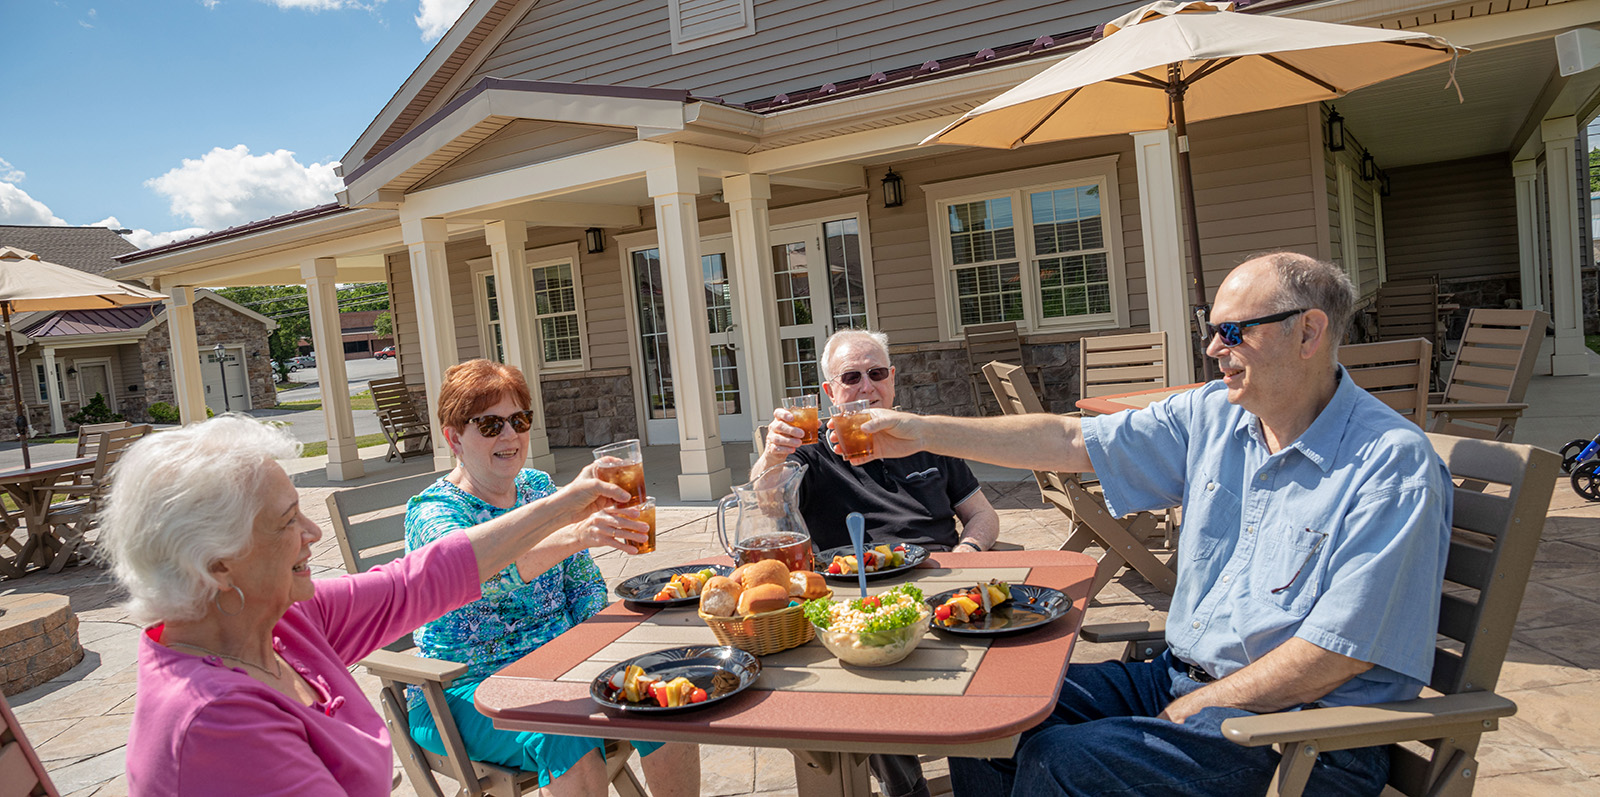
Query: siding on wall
1382 155 1518 282
417 121 636 191
388 251 425 390
465 0 1131 106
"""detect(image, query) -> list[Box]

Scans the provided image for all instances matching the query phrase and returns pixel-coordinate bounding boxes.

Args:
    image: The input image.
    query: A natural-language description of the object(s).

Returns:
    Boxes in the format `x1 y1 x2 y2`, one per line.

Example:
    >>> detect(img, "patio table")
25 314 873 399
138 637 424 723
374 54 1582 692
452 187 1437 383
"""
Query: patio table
475 549 1096 797
0 457 93 579
1075 383 1203 416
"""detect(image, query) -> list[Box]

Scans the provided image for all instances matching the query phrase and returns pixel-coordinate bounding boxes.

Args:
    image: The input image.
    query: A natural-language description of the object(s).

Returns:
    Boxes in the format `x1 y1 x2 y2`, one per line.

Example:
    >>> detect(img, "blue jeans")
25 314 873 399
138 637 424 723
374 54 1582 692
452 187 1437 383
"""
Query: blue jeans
949 652 1389 796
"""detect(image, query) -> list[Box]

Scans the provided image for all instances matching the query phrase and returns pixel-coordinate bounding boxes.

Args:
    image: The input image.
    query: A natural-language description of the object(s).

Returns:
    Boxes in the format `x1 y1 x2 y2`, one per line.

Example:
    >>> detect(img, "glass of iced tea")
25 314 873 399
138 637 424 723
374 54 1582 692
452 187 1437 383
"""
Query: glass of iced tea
732 531 815 572
834 399 875 458
593 439 645 507
782 394 820 445
632 497 657 554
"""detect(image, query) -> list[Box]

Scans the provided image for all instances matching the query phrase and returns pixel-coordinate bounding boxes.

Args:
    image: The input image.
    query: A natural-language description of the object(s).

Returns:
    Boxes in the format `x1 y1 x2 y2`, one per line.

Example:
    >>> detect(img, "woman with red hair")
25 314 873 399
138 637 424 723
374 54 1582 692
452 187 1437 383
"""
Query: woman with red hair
405 359 700 796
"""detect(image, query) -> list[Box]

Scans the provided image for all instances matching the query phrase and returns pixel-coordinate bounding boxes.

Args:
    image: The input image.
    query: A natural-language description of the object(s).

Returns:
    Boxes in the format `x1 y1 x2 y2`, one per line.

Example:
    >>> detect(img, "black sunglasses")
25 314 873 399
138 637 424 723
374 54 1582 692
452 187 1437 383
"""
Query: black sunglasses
1204 308 1309 347
465 410 536 437
834 367 891 386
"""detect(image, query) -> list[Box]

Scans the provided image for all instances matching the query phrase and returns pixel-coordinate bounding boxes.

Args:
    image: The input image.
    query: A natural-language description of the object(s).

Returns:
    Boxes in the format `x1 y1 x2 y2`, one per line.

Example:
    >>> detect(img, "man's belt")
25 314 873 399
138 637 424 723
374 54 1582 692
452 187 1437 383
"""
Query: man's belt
1176 657 1216 683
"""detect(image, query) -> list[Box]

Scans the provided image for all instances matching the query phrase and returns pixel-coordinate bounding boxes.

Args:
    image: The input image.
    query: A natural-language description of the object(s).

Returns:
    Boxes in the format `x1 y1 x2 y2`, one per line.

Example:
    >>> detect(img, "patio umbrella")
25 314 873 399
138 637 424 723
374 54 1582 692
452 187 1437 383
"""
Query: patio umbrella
0 246 165 468
923 0 1464 372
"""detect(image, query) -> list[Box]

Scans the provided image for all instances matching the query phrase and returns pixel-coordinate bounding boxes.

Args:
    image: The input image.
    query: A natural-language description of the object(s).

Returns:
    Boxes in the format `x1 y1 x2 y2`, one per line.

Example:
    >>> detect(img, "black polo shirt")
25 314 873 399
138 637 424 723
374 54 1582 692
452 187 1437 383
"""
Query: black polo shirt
787 443 983 551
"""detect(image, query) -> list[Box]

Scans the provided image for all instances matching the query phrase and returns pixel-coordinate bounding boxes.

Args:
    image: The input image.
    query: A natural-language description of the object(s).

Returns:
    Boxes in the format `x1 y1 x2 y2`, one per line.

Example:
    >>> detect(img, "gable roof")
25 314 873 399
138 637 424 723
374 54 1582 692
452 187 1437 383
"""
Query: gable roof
0 225 138 275
24 305 159 338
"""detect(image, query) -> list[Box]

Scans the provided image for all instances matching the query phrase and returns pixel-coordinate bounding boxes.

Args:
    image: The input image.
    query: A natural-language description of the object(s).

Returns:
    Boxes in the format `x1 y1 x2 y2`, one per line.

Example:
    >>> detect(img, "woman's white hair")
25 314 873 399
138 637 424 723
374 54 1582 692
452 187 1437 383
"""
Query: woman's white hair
99 415 302 626
821 328 891 380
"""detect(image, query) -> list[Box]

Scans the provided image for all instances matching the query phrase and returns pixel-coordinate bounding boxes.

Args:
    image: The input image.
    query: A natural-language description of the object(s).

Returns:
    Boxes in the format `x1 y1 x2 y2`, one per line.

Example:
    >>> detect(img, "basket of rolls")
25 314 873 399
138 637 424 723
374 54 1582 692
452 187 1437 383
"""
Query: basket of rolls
697 558 832 655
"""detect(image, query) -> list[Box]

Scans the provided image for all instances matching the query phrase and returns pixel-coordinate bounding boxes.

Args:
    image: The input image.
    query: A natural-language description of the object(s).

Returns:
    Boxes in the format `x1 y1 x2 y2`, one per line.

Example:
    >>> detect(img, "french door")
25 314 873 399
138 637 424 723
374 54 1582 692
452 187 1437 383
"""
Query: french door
770 217 871 414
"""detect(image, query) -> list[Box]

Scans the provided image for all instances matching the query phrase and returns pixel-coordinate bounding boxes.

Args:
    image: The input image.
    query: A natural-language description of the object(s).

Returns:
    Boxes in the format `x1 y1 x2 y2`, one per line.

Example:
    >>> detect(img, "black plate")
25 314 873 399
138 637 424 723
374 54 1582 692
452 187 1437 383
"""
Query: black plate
590 645 761 714
925 583 1071 637
613 564 732 606
814 543 929 581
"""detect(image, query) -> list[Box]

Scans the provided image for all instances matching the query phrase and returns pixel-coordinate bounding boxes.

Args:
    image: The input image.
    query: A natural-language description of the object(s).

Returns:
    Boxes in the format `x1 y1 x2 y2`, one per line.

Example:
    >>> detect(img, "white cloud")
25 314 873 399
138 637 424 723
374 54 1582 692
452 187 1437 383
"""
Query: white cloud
92 216 211 250
263 0 384 10
0 182 68 226
415 0 469 40
145 144 341 230
0 158 24 184
201 0 219 8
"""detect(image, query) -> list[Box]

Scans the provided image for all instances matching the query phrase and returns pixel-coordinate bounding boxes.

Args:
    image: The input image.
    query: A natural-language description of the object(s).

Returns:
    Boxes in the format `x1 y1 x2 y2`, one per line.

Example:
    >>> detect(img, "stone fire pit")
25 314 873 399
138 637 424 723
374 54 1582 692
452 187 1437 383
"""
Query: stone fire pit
0 593 84 696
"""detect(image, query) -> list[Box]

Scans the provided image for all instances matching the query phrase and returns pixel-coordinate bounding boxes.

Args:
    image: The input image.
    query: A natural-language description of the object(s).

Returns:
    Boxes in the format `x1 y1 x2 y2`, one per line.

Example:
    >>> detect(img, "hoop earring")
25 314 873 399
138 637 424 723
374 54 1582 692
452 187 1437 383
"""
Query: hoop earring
213 585 245 616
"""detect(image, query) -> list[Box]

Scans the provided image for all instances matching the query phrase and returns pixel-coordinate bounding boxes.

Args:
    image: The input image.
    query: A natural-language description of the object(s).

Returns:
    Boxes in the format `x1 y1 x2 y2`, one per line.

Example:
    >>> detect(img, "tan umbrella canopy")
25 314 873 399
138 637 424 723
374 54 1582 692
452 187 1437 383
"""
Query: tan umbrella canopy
924 0 1464 372
0 246 165 467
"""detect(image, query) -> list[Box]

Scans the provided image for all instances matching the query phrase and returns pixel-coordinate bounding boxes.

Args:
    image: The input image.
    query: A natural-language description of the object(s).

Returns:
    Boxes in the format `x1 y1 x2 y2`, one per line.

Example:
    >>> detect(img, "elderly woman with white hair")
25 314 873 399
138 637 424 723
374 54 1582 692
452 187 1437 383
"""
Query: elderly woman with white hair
101 415 644 795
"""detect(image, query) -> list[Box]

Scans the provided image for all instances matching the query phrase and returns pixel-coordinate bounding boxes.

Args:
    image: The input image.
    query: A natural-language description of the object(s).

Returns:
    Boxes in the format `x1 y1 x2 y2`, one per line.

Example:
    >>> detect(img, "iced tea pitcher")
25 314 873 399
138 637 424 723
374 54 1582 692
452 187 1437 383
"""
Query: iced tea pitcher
715 461 815 572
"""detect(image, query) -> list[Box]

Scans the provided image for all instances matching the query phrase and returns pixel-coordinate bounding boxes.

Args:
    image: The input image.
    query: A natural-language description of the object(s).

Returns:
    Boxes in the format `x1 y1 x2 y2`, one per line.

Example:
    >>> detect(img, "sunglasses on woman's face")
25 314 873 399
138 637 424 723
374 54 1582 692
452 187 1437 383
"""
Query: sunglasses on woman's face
1203 308 1309 347
466 409 536 437
834 367 891 386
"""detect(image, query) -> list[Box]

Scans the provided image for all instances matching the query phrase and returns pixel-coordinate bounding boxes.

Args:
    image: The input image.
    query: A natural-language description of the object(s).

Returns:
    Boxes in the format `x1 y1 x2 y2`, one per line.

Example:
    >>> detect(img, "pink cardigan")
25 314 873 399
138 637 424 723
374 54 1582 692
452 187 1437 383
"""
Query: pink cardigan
127 532 482 796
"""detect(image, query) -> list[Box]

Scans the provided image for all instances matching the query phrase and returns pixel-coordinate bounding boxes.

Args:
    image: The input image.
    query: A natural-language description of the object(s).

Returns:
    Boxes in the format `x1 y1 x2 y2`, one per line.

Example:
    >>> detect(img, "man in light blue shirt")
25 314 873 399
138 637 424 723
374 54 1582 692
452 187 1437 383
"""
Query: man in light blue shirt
840 252 1451 795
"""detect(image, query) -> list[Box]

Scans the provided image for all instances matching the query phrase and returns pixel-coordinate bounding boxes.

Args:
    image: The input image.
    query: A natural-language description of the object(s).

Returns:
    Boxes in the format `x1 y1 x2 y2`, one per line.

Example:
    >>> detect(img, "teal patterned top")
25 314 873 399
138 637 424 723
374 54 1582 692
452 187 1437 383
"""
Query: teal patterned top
403 469 608 708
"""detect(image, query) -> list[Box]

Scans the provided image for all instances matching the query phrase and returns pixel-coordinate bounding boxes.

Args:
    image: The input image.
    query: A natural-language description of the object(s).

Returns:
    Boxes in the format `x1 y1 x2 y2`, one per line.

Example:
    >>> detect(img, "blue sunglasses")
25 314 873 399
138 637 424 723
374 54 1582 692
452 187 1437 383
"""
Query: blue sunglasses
1204 308 1308 347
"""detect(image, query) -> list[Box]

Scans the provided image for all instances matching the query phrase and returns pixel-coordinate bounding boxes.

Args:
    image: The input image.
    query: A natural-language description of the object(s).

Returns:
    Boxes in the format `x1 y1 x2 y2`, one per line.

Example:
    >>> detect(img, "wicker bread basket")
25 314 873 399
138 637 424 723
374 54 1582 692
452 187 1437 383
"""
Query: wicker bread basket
698 590 832 656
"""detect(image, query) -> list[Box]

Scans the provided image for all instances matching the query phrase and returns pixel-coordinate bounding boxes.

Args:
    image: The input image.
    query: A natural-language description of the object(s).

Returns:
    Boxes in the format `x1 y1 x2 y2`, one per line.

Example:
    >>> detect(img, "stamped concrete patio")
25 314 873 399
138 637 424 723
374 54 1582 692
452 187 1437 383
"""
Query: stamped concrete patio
6 354 1600 796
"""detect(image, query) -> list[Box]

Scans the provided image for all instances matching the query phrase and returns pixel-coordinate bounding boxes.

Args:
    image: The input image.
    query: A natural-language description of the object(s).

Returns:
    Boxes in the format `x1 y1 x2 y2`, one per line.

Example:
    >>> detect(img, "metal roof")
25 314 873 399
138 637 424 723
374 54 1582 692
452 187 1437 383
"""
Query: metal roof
23 305 159 338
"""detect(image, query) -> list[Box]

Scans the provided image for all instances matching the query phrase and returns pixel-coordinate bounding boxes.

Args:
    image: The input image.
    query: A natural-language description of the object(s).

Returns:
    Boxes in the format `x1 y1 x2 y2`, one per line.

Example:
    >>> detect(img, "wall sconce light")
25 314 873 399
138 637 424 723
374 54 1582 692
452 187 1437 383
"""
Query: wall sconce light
1326 107 1345 152
1360 152 1376 181
156 358 166 369
584 228 605 254
129 384 139 392
66 366 77 378
881 169 905 208
250 350 259 359
1378 169 1392 197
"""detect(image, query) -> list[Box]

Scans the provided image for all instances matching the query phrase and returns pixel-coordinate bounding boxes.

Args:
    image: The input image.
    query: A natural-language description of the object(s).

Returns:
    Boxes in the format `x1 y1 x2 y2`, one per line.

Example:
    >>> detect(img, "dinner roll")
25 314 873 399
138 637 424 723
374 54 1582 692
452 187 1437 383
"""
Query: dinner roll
737 583 791 615
739 559 790 590
788 570 829 600
698 576 742 617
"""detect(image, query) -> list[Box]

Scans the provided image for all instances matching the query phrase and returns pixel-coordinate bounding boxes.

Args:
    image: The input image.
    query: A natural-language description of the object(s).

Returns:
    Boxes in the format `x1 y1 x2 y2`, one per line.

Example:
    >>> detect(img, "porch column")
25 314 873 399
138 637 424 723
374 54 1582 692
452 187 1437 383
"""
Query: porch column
165 285 207 424
302 257 364 481
722 173 783 439
484 220 556 471
1131 129 1197 384
1540 117 1590 376
402 216 461 471
648 156 733 501
1513 159 1543 312
41 347 63 434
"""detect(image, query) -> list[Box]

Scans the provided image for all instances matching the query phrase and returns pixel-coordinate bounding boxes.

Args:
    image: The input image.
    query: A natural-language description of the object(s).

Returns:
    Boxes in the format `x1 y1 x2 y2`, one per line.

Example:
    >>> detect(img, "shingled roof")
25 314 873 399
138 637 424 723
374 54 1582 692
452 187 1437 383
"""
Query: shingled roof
0 225 138 275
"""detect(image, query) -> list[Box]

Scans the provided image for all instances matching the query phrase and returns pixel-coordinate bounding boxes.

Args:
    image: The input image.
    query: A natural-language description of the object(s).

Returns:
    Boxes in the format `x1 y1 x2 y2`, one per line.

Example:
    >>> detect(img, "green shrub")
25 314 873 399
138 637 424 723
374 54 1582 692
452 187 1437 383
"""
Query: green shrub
68 393 124 426
147 402 181 424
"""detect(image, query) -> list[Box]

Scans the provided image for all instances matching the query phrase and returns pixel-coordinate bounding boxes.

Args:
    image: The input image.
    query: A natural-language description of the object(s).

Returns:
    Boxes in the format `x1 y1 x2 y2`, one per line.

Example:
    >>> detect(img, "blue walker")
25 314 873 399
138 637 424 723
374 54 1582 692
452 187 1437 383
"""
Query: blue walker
1561 434 1600 501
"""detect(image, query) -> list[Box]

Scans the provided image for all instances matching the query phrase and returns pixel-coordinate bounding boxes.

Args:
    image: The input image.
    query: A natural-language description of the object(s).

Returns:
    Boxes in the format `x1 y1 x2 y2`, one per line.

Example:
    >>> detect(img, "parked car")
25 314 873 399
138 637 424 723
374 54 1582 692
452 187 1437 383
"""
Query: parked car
289 354 316 370
374 346 396 360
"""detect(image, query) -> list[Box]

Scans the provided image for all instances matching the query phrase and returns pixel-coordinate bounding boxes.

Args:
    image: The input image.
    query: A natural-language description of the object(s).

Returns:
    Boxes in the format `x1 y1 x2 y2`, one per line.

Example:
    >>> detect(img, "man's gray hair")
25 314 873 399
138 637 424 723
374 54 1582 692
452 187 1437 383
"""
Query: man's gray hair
1254 251 1358 351
99 415 302 626
820 328 891 380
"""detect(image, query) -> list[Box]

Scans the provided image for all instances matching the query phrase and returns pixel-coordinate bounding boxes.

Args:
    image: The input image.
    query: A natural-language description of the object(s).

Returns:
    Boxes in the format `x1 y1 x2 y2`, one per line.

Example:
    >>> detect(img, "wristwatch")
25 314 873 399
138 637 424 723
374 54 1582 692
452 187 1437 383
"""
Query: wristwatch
954 542 981 553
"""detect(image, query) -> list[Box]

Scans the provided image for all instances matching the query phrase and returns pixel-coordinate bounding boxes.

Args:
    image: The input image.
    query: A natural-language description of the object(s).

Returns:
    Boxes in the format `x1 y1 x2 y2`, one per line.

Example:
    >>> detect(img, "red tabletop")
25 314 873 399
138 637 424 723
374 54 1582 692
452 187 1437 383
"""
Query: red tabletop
1074 383 1203 416
475 550 1095 782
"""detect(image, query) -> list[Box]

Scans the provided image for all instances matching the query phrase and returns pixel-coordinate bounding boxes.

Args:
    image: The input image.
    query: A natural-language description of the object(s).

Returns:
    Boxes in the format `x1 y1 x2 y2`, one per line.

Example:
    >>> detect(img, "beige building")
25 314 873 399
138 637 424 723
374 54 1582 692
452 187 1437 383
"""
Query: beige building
111 0 1600 496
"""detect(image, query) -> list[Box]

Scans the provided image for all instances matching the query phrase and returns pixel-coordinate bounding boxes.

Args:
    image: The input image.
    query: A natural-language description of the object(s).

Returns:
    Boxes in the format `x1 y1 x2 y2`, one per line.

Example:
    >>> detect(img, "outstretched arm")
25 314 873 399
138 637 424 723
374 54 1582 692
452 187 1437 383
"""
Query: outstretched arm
1159 638 1373 723
833 410 1093 474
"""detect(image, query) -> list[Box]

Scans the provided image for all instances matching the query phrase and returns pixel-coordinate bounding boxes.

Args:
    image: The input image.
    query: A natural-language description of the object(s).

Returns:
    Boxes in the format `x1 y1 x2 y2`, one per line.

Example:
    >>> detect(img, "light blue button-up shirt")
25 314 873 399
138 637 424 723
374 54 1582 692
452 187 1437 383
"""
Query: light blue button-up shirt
1081 368 1451 707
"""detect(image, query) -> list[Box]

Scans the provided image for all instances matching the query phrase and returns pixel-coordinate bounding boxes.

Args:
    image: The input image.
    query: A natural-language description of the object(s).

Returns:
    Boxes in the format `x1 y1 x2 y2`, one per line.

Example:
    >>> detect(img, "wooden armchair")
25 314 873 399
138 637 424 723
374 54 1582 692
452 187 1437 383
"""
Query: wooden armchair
1337 338 1432 428
1080 332 1168 401
66 421 129 487
1 690 60 797
964 321 1038 416
1086 434 1560 796
326 475 644 797
1428 309 1549 443
370 377 434 463
983 361 1177 600
36 424 152 573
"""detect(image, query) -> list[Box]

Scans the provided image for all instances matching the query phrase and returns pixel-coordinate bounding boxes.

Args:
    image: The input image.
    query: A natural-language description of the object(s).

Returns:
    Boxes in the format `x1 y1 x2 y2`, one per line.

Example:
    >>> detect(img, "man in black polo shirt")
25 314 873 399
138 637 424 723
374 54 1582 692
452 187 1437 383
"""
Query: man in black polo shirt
751 328 1001 797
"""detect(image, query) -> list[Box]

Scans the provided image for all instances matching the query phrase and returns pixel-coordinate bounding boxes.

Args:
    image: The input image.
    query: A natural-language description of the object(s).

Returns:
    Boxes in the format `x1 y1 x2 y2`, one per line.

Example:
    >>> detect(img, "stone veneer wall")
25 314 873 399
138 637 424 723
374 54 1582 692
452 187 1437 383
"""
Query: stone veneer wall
539 367 639 447
888 337 1084 417
140 298 277 421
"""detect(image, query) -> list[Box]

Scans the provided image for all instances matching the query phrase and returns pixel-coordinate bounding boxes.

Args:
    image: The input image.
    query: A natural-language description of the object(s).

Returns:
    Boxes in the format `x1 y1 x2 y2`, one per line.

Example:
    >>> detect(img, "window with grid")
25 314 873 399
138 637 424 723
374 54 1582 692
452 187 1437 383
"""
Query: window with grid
947 198 1023 326
481 274 505 363
823 218 869 330
532 262 582 365
1030 184 1112 319
32 362 64 403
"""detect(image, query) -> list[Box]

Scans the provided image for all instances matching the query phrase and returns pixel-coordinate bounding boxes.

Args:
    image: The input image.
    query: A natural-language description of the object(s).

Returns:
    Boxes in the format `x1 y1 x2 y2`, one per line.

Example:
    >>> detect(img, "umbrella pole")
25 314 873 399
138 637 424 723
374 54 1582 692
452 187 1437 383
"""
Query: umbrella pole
1169 69 1216 381
2 303 29 469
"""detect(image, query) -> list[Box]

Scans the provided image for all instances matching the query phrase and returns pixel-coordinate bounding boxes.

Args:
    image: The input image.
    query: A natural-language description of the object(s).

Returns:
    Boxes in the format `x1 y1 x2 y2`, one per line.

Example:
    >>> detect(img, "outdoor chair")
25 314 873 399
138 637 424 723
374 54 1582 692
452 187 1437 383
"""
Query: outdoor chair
326 474 645 797
1375 282 1444 375
1337 338 1432 427
36 424 152 573
983 360 1177 601
370 376 434 463
964 322 1038 416
1083 433 1560 796
1428 308 1549 444
1079 331 1168 400
1 690 60 797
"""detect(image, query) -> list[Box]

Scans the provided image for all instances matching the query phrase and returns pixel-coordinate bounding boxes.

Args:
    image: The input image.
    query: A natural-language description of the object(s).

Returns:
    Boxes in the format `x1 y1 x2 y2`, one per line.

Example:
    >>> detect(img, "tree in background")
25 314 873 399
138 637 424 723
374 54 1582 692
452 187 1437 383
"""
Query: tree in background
214 284 390 362
374 310 392 338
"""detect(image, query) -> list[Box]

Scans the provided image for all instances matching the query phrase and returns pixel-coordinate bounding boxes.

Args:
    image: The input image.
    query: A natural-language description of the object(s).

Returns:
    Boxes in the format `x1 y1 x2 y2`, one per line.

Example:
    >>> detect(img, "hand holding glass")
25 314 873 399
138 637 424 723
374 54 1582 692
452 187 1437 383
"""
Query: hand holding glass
592 439 645 507
833 399 875 458
782 394 820 445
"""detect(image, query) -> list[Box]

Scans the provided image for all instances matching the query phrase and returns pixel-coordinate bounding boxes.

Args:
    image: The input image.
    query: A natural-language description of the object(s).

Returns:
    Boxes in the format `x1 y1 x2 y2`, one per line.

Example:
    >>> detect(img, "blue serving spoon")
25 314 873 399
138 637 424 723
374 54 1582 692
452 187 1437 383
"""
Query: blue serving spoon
846 512 869 600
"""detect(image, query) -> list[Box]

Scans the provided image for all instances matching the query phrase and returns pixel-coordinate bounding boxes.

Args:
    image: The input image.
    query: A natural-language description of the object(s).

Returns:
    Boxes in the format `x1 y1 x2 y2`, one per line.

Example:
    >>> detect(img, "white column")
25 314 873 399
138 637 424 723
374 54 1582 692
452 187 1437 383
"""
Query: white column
302 257 365 481
41 347 63 434
648 155 732 501
484 220 556 471
1131 129 1197 384
722 174 782 439
165 285 207 424
1541 117 1590 376
402 216 461 471
1513 159 1543 312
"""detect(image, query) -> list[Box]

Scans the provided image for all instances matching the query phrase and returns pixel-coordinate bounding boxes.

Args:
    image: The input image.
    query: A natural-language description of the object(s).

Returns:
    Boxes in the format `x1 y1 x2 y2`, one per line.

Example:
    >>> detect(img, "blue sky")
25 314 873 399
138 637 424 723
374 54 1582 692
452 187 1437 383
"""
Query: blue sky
1 0 469 247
